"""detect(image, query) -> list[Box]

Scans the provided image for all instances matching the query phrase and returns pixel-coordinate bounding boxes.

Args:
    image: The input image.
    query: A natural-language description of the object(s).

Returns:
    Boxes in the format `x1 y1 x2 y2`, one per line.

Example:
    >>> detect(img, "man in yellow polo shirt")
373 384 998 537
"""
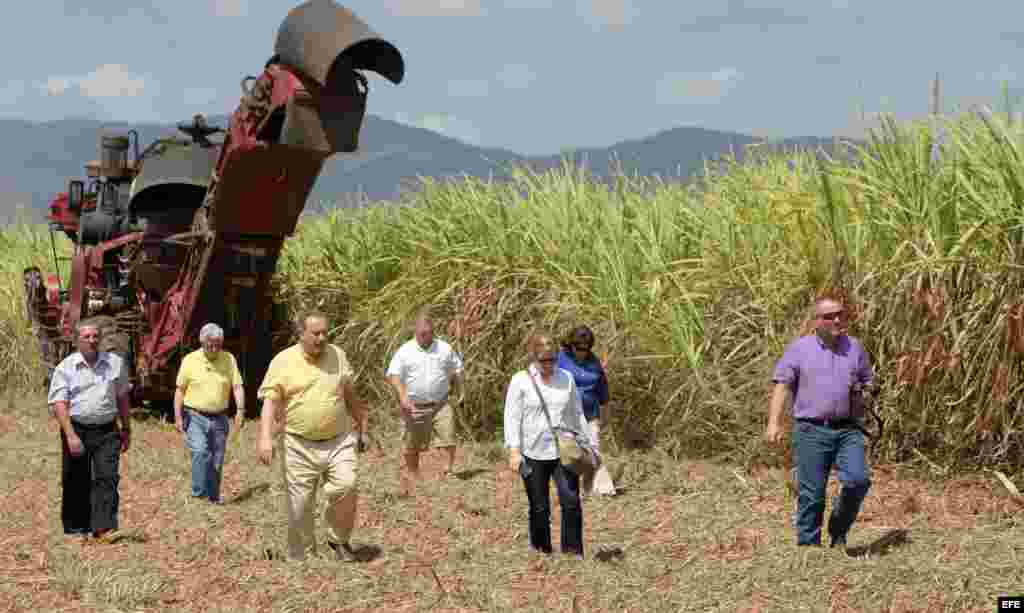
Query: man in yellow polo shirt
174 322 245 504
256 311 369 562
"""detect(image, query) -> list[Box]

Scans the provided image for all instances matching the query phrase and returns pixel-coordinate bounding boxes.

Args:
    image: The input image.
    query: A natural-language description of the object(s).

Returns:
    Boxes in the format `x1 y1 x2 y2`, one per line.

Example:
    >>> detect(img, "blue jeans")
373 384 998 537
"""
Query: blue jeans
793 420 871 546
520 456 584 555
184 409 230 502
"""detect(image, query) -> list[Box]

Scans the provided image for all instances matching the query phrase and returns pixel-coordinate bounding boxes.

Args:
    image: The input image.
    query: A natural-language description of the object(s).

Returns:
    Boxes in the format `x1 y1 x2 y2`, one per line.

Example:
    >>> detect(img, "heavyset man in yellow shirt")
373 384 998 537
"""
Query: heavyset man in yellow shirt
256 311 369 562
174 323 245 505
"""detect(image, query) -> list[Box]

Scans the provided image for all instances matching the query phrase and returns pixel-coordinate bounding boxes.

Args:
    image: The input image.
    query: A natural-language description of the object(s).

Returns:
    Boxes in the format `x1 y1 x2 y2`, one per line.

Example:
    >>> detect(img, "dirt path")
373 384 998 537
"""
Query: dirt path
0 394 1021 612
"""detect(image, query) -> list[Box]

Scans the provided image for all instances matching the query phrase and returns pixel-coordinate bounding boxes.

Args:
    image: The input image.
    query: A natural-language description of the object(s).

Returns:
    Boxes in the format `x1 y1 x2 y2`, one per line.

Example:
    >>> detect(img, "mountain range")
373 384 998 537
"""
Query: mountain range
0 113 853 223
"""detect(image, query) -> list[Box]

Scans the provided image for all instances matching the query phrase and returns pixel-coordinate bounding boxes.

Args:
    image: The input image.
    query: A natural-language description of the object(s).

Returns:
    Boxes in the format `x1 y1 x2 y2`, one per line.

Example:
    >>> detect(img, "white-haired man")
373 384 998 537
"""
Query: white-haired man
386 309 465 487
174 322 245 504
48 318 132 541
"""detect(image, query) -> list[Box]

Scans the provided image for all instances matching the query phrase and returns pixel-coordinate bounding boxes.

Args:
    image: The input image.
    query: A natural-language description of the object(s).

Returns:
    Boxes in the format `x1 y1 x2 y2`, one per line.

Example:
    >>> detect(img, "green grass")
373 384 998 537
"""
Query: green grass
0 212 71 390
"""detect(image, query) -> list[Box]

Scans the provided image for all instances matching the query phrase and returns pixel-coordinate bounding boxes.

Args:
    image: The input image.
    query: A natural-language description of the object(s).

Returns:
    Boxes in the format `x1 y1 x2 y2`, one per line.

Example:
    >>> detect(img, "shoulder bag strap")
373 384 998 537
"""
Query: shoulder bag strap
528 368 562 458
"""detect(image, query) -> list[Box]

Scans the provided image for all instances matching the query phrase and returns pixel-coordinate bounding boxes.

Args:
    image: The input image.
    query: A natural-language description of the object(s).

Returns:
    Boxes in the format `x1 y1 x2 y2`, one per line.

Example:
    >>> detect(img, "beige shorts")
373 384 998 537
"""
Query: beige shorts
401 401 455 451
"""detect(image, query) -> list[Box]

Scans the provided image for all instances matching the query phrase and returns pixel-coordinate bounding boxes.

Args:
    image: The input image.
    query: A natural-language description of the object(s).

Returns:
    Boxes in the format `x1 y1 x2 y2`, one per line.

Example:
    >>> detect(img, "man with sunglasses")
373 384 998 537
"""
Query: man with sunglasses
766 296 874 550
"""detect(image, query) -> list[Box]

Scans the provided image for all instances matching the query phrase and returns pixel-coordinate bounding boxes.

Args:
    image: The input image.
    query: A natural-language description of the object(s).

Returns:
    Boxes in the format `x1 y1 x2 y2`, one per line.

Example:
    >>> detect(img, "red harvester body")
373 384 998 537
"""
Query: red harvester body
25 0 404 415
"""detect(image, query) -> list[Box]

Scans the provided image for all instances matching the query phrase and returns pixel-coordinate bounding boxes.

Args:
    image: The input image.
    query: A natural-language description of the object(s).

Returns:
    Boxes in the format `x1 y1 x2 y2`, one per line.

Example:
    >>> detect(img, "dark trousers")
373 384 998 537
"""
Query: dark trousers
520 456 583 555
61 421 121 536
793 420 871 546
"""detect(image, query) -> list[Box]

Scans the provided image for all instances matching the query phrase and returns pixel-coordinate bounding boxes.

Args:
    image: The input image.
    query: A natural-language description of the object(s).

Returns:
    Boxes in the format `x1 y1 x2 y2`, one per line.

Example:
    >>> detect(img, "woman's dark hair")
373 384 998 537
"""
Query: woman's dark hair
562 325 595 351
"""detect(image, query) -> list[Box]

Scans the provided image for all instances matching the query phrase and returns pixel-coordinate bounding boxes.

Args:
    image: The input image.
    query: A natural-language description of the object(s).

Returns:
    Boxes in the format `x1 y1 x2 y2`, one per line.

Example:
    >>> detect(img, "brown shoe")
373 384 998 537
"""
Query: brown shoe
91 529 122 544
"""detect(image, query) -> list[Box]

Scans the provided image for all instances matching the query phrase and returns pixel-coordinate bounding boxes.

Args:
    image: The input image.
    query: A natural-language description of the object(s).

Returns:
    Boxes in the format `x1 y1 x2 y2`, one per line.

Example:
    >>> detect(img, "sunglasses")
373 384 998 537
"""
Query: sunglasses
537 357 557 364
574 344 593 352
819 311 846 321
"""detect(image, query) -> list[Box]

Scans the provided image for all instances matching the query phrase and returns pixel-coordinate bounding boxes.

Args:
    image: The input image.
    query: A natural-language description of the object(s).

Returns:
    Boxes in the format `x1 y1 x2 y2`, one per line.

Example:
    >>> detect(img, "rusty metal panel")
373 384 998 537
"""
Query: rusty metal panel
274 0 404 86
211 144 328 236
66 252 88 336
129 144 219 210
280 92 332 150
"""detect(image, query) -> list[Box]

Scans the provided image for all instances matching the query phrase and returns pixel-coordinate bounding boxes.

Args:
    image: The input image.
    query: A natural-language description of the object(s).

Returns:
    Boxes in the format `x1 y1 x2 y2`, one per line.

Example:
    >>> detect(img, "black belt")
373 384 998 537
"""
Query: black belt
797 417 860 430
186 406 225 417
70 419 115 430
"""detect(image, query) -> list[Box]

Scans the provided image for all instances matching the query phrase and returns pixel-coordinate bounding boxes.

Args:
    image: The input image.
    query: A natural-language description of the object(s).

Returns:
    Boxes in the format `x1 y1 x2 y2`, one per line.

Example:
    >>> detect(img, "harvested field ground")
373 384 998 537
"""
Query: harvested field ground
0 390 1021 613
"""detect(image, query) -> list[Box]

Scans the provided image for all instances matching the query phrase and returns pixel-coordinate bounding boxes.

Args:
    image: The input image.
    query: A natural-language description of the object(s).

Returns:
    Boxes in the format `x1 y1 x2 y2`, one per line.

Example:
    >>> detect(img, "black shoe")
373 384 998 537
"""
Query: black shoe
829 536 847 549
327 541 357 561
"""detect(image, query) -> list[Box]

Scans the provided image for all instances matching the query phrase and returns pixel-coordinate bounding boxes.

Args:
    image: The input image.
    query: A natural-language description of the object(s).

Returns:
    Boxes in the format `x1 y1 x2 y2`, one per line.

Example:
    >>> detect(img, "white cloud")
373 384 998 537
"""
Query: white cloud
212 0 246 17
591 0 629 26
37 64 148 99
79 65 147 98
394 111 482 145
579 0 633 29
496 64 536 90
656 67 743 105
43 77 73 97
384 0 483 17
447 79 490 98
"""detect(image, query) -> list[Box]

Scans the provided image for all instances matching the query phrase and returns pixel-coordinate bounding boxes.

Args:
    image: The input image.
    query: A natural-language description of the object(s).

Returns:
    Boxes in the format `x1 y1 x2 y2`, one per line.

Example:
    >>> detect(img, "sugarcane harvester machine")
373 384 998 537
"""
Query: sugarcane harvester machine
24 0 405 416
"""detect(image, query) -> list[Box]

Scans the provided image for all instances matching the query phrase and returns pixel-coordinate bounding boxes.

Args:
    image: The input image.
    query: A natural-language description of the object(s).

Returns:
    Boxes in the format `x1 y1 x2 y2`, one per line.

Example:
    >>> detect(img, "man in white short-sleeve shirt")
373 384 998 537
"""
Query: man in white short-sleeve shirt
386 310 464 487
48 318 132 541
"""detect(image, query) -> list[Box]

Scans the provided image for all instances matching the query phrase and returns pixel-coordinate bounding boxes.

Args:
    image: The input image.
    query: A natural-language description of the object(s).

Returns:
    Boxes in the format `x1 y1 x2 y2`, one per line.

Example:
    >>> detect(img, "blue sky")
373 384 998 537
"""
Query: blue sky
3 1 1023 156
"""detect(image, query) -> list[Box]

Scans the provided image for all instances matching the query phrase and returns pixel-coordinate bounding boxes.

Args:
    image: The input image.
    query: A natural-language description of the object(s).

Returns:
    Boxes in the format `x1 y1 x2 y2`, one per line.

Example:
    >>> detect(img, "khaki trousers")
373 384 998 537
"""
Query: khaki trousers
282 432 358 560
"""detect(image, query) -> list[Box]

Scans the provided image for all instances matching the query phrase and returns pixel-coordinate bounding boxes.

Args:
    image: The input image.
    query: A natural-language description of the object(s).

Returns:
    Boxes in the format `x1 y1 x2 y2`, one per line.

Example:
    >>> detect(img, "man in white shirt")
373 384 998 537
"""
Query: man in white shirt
386 310 464 487
48 318 132 541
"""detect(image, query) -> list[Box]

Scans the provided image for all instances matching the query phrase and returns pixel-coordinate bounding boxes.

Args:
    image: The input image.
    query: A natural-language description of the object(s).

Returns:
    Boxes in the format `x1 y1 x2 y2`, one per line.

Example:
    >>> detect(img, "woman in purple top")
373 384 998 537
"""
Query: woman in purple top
558 325 617 496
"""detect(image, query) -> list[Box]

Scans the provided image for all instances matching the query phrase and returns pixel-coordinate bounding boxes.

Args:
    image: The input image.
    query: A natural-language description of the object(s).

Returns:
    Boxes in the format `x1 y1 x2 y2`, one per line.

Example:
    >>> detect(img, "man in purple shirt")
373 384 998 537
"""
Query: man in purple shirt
766 296 874 549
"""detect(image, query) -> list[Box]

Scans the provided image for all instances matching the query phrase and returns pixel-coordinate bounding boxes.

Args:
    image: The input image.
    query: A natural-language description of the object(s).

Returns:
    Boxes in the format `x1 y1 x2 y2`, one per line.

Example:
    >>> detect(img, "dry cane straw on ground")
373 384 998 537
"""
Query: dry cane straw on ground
0 388 1019 612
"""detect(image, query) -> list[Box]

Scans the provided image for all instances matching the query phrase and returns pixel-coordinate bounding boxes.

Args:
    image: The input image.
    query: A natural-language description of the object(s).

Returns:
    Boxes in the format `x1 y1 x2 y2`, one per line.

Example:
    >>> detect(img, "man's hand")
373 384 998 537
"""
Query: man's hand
765 383 790 446
257 435 274 465
234 412 245 432
589 420 602 451
508 448 522 473
119 430 131 453
173 387 187 434
356 431 371 453
66 433 85 457
399 396 416 418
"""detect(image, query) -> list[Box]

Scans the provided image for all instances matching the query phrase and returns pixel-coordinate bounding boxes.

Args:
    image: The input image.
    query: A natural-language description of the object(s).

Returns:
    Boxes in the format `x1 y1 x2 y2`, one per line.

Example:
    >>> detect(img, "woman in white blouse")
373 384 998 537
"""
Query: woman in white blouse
504 334 595 558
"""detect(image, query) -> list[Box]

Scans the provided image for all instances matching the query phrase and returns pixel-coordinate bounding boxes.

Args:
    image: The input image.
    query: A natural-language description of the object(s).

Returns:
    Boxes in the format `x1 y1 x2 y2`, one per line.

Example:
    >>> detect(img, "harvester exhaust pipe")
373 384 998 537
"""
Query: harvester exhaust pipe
274 0 405 152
